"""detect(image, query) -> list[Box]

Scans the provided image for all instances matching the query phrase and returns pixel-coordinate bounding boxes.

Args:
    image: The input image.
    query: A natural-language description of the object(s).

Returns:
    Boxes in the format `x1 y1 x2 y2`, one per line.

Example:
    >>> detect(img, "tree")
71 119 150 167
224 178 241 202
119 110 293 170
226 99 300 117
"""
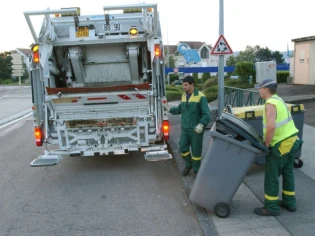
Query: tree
202 72 211 83
0 51 13 81
235 61 254 84
271 51 285 64
226 55 237 66
236 45 257 64
255 47 273 62
168 55 175 68
193 73 199 86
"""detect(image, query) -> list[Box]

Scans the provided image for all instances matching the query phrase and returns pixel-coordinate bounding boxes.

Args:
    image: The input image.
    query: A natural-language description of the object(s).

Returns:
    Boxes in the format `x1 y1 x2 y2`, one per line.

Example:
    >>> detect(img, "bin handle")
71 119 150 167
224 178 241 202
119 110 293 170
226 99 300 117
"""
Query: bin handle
245 111 255 120
290 105 301 114
225 104 234 115
225 134 234 139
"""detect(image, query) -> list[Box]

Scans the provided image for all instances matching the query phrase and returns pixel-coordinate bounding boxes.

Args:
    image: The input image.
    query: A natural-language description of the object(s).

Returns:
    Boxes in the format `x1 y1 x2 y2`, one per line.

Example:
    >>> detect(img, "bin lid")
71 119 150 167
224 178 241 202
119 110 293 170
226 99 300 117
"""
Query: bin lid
232 103 305 119
216 112 269 152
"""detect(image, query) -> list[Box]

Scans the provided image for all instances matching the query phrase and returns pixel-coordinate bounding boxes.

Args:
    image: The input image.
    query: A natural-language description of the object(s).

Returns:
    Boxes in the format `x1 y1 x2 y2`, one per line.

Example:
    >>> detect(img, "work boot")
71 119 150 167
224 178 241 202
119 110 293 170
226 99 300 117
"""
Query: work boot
181 167 192 176
279 201 296 212
254 207 280 216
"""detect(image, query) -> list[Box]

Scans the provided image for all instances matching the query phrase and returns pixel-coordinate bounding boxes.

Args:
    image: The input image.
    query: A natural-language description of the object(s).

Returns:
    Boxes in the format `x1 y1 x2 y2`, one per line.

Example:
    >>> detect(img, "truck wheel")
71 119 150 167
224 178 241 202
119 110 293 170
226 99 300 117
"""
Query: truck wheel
214 202 230 218
293 159 303 169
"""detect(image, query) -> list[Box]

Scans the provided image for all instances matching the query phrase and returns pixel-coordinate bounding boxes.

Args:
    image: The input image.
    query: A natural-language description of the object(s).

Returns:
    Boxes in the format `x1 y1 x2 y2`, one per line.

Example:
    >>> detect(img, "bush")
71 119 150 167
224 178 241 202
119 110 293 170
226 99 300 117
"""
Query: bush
169 74 179 84
196 84 203 91
277 71 289 83
202 72 211 83
235 61 254 84
225 79 254 89
251 69 256 85
193 73 199 86
166 90 183 102
203 77 218 90
204 85 218 94
203 85 218 102
0 79 13 84
204 91 218 102
225 78 240 87
166 85 182 92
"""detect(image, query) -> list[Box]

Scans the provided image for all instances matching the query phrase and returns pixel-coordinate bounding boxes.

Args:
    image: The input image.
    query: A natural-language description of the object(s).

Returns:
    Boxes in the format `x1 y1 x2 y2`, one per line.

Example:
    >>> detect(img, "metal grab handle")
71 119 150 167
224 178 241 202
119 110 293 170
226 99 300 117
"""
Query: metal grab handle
24 8 78 44
103 4 158 38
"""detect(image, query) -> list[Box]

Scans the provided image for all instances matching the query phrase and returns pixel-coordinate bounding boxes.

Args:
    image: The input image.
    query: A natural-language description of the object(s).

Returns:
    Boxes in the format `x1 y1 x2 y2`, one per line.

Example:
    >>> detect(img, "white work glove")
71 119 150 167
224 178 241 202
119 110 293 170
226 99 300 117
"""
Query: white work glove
194 124 204 134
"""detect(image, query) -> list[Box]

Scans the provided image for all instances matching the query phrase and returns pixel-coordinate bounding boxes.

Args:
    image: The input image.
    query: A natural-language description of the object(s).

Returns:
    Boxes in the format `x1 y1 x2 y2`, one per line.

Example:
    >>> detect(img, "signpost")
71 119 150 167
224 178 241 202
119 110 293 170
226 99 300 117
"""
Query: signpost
11 54 24 86
210 0 233 116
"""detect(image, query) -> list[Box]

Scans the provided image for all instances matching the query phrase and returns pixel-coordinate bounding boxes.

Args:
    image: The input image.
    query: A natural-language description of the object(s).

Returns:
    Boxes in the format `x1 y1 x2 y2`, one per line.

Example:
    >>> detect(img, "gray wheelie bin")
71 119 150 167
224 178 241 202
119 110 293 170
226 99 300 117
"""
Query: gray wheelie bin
189 112 267 218
232 103 305 168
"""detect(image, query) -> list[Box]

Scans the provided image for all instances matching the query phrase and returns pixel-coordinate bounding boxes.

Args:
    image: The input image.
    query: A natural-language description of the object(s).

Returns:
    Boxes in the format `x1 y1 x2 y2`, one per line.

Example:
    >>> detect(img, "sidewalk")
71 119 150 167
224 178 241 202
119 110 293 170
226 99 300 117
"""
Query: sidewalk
167 85 315 236
0 86 32 125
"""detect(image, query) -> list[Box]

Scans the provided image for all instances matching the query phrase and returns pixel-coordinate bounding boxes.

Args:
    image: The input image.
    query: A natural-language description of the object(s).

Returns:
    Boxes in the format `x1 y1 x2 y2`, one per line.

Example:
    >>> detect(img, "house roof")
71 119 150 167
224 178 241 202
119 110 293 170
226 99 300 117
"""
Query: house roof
16 48 32 57
177 41 205 50
292 36 315 42
163 45 177 54
164 41 213 55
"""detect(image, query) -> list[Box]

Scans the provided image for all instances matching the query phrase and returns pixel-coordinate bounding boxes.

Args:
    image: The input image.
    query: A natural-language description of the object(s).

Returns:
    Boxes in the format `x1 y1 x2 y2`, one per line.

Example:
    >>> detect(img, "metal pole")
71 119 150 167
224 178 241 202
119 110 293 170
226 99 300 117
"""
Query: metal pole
167 28 170 85
218 0 224 116
19 75 21 87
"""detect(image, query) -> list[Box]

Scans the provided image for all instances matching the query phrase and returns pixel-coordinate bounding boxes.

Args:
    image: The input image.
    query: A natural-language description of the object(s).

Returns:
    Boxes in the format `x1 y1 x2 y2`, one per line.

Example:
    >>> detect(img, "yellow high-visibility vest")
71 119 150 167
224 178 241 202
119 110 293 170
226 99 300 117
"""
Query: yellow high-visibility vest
263 95 298 147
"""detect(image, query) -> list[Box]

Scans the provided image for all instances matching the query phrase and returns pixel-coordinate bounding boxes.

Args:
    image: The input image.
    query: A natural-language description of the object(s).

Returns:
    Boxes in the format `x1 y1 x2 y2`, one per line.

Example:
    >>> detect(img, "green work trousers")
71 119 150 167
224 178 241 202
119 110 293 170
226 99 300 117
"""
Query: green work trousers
179 130 204 172
264 139 302 213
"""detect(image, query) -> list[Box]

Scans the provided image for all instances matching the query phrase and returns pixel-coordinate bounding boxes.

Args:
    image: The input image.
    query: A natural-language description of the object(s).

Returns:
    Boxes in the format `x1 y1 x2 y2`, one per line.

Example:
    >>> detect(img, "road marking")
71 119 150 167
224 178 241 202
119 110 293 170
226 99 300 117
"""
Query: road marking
0 112 32 129
0 95 8 99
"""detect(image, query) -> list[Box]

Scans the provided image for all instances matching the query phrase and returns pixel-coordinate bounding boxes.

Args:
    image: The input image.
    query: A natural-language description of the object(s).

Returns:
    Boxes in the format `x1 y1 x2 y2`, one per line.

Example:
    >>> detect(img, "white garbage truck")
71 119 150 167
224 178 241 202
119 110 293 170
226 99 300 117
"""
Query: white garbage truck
24 4 171 167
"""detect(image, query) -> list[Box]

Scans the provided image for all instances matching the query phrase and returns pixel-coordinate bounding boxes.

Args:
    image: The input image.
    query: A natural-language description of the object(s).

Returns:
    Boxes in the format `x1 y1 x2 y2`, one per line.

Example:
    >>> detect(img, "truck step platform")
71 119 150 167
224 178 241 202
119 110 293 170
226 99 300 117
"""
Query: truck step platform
145 151 172 161
30 155 60 167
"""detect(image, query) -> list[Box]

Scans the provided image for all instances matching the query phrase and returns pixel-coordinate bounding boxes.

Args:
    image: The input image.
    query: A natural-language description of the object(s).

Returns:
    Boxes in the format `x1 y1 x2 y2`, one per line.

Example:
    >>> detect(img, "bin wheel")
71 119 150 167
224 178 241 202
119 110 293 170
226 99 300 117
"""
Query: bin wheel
293 159 303 169
214 202 230 218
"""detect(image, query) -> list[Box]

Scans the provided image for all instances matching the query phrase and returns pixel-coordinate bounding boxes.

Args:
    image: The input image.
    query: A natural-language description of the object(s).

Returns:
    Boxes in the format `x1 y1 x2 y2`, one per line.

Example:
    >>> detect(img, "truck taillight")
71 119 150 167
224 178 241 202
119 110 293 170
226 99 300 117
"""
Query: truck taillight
154 44 160 56
31 44 40 63
34 127 43 146
33 51 39 63
163 120 169 140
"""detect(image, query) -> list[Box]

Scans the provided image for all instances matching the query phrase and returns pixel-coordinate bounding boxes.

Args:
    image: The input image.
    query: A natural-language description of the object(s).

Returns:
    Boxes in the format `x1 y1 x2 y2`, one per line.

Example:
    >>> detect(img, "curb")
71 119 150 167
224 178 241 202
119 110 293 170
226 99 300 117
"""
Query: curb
0 109 32 126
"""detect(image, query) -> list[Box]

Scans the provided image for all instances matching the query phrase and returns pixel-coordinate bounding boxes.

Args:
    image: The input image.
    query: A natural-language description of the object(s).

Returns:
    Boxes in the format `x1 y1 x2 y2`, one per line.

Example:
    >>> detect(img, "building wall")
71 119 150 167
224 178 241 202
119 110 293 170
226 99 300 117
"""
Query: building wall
309 41 315 85
294 42 310 84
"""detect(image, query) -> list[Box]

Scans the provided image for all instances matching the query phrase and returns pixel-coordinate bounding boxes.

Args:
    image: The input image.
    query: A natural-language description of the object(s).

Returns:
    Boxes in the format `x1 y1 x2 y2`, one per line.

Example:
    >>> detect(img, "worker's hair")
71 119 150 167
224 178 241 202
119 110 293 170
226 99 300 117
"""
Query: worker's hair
266 87 277 94
183 75 194 85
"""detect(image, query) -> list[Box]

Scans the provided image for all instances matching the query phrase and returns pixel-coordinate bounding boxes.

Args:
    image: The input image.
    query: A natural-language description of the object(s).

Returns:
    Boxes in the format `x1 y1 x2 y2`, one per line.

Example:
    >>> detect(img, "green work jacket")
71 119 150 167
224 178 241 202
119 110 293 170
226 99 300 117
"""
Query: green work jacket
170 88 210 131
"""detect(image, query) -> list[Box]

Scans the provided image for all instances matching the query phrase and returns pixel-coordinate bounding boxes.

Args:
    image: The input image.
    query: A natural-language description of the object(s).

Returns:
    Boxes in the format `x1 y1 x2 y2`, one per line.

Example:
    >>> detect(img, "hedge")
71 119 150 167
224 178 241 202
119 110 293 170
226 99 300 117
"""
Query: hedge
166 91 183 102
277 71 289 83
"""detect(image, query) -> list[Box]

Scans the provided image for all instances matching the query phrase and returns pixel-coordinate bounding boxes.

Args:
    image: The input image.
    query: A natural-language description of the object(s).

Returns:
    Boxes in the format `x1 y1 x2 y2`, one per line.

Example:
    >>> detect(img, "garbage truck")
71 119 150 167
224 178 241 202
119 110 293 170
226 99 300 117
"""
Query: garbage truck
24 4 172 167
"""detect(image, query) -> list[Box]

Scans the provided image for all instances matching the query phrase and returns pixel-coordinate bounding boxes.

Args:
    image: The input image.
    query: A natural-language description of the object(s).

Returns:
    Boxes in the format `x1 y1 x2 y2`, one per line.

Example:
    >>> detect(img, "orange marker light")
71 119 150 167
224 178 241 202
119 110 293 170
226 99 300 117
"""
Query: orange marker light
163 120 169 140
154 44 160 56
33 51 39 63
34 127 43 146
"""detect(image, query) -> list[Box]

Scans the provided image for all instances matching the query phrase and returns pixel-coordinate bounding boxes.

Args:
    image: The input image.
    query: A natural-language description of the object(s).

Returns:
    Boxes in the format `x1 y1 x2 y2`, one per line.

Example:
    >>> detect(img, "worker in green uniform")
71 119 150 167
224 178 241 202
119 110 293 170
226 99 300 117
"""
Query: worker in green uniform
165 75 210 176
254 79 303 216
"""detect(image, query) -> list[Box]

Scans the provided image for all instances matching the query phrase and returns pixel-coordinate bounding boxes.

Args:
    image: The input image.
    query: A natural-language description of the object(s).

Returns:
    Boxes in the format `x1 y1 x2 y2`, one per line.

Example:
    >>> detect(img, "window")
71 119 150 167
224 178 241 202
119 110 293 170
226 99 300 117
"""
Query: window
201 47 209 59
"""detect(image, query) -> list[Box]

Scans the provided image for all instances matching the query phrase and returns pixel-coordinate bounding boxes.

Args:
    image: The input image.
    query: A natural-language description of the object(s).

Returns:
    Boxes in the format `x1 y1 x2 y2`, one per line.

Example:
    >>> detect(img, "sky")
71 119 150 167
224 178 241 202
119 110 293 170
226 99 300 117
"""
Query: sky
0 0 314 53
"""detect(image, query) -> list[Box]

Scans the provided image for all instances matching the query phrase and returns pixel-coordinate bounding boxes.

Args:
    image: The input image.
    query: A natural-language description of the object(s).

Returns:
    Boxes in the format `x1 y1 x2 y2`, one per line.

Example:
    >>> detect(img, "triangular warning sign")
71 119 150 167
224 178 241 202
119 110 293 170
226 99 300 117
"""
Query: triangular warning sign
211 34 233 55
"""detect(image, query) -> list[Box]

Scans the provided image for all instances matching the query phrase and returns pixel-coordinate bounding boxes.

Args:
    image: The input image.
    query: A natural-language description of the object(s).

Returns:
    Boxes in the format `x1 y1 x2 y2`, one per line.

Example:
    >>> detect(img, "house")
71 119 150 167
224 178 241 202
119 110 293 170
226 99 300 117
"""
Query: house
291 36 315 85
164 41 227 77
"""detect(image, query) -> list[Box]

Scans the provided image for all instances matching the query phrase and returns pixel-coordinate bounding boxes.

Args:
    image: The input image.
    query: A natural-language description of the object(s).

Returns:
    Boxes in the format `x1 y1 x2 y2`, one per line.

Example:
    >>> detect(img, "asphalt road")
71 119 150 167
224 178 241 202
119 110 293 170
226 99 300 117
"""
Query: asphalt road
0 86 205 236
0 119 206 236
